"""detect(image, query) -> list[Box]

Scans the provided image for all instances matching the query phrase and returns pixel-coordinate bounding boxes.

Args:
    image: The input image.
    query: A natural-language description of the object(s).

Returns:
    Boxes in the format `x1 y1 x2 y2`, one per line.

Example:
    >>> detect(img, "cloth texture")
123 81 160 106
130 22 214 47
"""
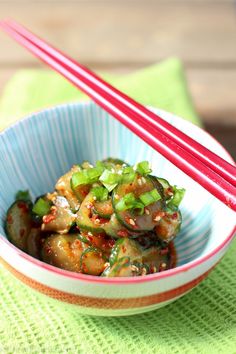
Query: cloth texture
0 58 235 354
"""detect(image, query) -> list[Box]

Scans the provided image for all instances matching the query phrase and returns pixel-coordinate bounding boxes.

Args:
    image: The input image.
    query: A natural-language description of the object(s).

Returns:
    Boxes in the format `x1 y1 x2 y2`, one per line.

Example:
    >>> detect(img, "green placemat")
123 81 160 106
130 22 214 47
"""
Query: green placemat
0 58 235 354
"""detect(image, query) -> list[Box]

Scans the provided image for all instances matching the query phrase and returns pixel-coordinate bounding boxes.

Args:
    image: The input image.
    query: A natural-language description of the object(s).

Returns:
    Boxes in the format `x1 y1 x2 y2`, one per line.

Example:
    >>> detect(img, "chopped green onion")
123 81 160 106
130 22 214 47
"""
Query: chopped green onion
135 161 152 175
103 182 118 192
139 189 161 206
122 166 136 183
115 193 144 214
15 190 31 202
169 187 185 207
32 198 51 217
99 169 122 191
91 186 109 201
71 165 104 188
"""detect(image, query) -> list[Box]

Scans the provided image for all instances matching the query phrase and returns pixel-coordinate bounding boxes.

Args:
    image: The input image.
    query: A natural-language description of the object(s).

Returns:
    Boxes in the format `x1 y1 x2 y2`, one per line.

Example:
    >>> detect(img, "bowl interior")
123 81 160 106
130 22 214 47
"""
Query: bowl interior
0 102 234 267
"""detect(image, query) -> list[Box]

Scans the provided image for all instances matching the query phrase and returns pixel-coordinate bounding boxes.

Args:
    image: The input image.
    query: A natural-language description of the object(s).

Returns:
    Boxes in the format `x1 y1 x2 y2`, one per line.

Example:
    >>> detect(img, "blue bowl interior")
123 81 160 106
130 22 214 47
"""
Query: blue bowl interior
0 102 223 267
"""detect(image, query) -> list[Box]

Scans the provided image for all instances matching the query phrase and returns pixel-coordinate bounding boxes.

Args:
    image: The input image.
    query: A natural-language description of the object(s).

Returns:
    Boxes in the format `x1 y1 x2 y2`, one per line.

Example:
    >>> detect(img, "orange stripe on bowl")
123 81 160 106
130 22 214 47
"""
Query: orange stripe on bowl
0 257 214 309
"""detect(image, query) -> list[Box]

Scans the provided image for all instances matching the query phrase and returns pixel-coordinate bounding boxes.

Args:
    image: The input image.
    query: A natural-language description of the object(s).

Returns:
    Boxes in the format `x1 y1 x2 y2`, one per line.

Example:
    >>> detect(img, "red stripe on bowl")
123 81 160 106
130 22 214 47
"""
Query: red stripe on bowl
0 257 215 310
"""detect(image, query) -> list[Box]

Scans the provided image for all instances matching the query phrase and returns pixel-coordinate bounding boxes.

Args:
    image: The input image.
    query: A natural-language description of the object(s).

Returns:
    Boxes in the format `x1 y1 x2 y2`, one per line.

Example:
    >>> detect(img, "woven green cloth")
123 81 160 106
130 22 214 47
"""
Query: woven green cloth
0 58 235 354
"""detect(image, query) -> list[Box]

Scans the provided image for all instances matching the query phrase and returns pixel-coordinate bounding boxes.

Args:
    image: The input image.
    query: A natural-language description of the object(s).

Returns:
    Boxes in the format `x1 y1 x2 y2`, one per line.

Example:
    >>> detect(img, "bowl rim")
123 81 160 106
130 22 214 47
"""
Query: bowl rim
0 101 235 285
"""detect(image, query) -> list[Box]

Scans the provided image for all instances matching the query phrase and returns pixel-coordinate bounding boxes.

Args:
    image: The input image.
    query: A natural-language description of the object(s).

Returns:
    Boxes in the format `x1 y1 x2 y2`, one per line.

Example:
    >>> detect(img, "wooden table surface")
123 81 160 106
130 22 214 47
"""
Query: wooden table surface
0 0 235 158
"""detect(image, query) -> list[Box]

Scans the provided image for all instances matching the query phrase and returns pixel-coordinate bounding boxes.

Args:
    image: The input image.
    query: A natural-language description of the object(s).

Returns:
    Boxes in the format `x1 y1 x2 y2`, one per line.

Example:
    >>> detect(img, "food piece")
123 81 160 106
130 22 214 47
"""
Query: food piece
103 213 143 238
155 208 182 242
42 196 76 234
5 200 32 251
109 238 142 266
113 174 165 231
26 227 42 259
93 198 113 219
79 230 115 257
6 159 184 277
80 247 107 275
41 234 87 272
102 158 128 169
102 257 149 277
76 192 109 233
56 165 81 211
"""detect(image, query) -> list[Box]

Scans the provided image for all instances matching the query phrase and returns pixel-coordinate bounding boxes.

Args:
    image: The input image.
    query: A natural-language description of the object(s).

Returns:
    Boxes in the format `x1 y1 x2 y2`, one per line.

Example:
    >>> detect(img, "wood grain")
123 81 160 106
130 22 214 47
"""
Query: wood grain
0 2 236 65
0 0 235 158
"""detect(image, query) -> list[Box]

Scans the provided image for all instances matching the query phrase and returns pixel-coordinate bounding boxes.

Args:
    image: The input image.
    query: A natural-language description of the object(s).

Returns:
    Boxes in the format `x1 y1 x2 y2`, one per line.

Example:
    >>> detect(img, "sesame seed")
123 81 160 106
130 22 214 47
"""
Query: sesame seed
145 208 150 215
129 218 136 226
152 266 157 273
93 196 97 200
137 178 142 186
154 215 161 222
94 219 100 224
115 194 119 199
131 265 139 272
141 177 146 184
161 262 167 269
141 268 147 276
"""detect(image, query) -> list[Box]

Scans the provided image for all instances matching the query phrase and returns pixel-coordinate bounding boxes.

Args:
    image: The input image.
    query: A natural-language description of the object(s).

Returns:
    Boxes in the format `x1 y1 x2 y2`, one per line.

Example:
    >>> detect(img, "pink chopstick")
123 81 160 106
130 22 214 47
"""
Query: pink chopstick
5 19 236 189
1 20 236 211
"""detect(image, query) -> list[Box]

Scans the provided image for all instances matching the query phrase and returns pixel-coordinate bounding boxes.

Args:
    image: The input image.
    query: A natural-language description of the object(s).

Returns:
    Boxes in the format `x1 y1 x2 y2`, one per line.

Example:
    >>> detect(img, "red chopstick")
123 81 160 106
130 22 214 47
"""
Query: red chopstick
1 20 236 211
5 19 236 188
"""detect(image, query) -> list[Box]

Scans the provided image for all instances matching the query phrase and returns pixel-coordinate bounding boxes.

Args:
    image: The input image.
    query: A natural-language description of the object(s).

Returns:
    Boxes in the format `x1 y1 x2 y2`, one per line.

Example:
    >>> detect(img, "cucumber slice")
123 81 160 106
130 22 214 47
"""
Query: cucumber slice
79 230 115 257
42 196 76 234
155 208 182 242
109 238 142 266
103 213 143 238
26 227 42 259
41 234 87 272
93 198 113 219
5 201 32 251
156 177 174 200
56 165 81 210
80 246 107 275
142 245 170 271
76 192 109 233
113 175 165 231
102 257 132 277
102 257 145 277
102 158 128 169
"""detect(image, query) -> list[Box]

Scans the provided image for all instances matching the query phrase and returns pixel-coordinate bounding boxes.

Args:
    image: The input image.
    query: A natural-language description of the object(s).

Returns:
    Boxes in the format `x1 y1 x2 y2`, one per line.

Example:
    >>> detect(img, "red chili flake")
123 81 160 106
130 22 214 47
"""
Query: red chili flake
167 187 174 196
19 228 25 238
121 246 127 253
88 235 94 243
153 211 165 222
107 239 115 248
172 212 178 220
43 214 56 224
45 246 52 255
117 230 129 238
7 214 13 224
17 202 29 213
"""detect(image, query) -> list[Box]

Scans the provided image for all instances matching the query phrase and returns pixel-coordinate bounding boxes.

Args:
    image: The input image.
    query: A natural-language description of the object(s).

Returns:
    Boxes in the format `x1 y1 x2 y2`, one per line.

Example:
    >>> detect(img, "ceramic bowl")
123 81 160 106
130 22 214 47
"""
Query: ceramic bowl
0 102 235 316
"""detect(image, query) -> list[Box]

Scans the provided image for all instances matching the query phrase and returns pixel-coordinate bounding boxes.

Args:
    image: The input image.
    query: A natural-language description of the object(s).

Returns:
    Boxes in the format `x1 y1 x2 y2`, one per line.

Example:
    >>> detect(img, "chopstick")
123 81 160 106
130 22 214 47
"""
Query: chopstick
1 20 236 211
5 19 236 188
